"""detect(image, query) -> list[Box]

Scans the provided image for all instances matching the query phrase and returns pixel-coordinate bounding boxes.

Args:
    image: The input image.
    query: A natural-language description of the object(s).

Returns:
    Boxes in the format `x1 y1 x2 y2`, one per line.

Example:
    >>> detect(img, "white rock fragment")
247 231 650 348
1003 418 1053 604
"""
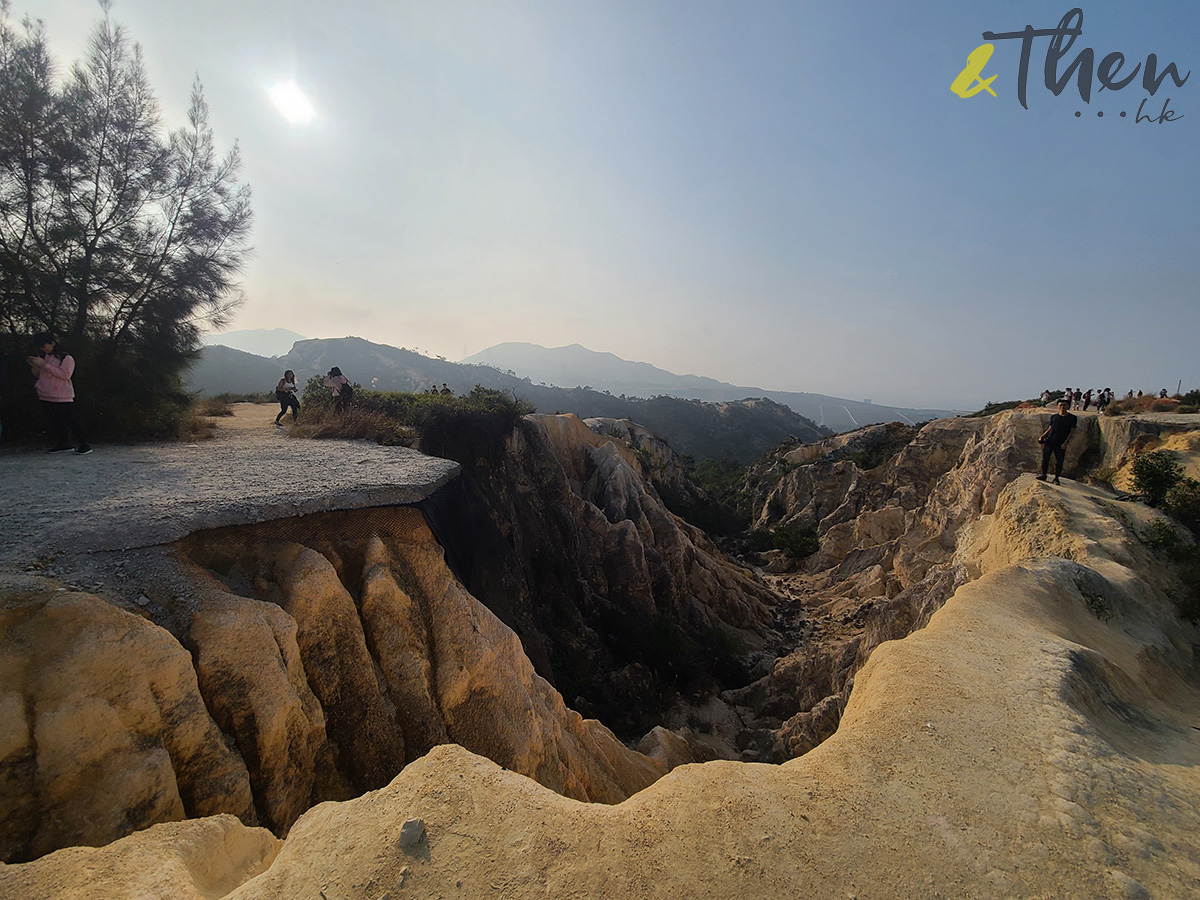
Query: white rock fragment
399 817 425 847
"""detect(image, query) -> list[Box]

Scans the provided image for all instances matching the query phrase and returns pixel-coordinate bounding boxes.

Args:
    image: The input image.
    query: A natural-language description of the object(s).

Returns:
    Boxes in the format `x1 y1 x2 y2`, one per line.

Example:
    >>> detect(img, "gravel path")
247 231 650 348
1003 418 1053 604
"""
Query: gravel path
0 403 459 567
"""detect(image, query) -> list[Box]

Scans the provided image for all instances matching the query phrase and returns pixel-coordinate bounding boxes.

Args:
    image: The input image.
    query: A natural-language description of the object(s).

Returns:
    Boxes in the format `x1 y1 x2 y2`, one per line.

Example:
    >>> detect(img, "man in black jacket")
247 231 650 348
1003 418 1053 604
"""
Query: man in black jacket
1037 399 1077 485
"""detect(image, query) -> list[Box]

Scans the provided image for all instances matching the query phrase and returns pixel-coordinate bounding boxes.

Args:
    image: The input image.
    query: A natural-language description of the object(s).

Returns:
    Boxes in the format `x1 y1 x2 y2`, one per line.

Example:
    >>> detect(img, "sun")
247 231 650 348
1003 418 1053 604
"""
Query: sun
268 80 316 124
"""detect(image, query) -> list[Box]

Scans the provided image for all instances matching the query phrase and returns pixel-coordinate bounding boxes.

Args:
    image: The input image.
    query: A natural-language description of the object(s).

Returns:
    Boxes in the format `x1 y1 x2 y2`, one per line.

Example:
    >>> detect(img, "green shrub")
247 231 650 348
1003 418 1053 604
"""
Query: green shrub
773 524 820 559
1141 518 1200 625
1131 450 1182 507
1165 477 1200 533
295 382 531 464
967 399 1033 417
748 524 819 559
1143 518 1181 552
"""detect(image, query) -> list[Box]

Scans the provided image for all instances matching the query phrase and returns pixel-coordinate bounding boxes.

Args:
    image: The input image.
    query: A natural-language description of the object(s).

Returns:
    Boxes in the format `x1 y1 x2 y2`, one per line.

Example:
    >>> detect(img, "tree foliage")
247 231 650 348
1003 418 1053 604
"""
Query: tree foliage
1131 450 1182 508
0 3 251 438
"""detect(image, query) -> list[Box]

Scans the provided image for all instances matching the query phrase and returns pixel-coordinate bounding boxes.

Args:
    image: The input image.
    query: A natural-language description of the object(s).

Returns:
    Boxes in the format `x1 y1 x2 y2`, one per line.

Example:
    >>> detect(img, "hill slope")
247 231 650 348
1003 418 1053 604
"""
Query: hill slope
201 328 307 358
187 337 828 460
463 341 955 431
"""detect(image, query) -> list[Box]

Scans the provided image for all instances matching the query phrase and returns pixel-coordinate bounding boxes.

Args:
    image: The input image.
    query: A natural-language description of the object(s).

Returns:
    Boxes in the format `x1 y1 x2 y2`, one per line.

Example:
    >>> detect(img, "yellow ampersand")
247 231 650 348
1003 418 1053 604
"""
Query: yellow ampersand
951 43 998 98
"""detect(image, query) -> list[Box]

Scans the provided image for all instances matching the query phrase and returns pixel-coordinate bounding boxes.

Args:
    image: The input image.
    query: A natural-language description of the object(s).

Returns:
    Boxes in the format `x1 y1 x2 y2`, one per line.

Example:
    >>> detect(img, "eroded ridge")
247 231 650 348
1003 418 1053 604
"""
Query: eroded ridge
0 506 688 865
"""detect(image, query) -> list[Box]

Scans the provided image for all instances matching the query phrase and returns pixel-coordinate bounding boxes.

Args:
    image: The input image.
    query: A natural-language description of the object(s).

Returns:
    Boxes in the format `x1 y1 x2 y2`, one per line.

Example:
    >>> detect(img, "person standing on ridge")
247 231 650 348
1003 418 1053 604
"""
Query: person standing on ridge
324 367 353 412
27 332 91 454
274 370 300 425
1037 398 1076 485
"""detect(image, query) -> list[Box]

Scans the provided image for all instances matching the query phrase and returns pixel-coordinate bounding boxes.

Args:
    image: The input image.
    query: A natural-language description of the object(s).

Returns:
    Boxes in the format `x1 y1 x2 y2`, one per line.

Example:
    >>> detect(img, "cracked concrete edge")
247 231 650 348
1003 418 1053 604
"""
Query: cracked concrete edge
78 464 463 553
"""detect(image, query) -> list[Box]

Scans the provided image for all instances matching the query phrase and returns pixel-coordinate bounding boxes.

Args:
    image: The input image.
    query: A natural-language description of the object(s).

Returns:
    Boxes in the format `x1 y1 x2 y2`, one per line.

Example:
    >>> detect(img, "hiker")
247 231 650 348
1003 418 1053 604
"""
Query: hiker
1063 387 1073 409
324 367 353 412
1159 388 1169 399
274 370 300 425
440 383 453 396
1037 399 1076 485
1040 389 1052 404
27 332 91 454
1082 388 1092 410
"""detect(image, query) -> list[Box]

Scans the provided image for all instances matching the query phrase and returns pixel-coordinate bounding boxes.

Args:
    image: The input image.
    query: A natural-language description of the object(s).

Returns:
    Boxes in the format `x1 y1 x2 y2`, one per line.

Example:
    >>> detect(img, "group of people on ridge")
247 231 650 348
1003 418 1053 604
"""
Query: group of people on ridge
273 367 354 425
1040 387 1114 412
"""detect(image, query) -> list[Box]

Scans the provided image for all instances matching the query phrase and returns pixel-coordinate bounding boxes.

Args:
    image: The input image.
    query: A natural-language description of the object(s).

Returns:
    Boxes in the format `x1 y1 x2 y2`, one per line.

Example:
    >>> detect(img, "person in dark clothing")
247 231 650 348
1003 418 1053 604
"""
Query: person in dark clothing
324 367 353 412
274 370 300 425
1037 399 1076 484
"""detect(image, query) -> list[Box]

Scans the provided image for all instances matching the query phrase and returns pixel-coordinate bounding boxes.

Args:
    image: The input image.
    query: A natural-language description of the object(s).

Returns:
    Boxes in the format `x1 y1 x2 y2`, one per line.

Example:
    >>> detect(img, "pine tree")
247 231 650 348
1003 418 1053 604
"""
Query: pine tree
0 1 252 437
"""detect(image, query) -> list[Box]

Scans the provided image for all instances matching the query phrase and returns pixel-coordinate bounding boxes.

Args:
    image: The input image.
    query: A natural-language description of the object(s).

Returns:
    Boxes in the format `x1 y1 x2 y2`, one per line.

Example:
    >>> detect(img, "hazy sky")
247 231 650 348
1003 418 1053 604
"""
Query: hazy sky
12 0 1198 408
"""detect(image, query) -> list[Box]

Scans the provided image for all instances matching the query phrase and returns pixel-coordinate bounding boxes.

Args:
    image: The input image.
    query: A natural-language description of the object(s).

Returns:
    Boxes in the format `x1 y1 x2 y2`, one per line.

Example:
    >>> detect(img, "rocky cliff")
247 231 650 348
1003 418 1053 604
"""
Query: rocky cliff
440 413 777 736
0 409 775 863
5 408 1199 899
721 407 1200 759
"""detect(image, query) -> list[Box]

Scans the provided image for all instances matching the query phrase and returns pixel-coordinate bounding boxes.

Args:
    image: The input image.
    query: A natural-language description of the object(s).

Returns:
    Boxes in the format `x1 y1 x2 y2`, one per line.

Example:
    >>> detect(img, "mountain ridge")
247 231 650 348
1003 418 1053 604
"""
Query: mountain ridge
186 336 829 461
461 341 956 432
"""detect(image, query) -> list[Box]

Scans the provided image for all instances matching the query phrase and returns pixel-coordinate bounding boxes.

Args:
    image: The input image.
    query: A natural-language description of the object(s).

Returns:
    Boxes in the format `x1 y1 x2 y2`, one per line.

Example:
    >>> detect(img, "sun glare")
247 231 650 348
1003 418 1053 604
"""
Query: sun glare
268 80 316 124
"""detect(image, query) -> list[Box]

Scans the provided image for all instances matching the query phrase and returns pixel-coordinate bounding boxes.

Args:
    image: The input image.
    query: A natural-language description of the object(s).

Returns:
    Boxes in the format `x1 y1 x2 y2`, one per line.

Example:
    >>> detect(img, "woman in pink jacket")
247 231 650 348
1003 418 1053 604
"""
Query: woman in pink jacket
27 333 91 454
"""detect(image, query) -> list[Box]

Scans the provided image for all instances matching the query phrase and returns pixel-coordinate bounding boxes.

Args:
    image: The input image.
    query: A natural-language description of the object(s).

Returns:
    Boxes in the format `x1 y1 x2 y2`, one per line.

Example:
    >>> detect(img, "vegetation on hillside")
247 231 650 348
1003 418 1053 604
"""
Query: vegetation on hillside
1133 450 1200 623
294 380 533 465
1104 391 1199 415
967 399 1038 417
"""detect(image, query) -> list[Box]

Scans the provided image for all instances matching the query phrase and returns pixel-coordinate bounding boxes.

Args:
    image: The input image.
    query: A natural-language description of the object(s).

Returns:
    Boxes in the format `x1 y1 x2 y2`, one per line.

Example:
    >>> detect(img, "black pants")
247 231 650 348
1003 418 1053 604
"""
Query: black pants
275 391 299 422
43 400 87 447
1041 442 1065 478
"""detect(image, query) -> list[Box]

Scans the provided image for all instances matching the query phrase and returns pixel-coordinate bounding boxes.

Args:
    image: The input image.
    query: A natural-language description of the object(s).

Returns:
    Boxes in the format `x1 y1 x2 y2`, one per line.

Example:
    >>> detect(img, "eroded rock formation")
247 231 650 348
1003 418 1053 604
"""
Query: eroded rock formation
725 408 1200 760
443 413 778 735
0 583 257 863
7 438 1200 899
0 502 695 863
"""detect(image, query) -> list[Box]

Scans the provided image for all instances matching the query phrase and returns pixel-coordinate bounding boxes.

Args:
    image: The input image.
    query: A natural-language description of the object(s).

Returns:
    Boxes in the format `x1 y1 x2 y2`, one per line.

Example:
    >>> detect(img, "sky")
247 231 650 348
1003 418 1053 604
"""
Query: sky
9 0 1198 409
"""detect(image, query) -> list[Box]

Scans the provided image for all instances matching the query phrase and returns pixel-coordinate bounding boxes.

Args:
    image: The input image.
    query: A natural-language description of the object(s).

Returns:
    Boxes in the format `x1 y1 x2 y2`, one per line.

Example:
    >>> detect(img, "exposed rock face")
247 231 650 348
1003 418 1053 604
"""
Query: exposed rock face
447 413 778 736
0 587 256 863
730 409 1200 760
187 594 353 835
9 462 1199 899
0 505 693 862
180 508 693 808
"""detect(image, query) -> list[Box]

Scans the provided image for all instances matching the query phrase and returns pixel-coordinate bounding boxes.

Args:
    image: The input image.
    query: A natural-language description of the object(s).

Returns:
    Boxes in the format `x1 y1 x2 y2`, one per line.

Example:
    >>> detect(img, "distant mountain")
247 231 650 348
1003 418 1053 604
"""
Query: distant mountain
188 344 282 395
463 342 955 432
186 336 829 461
201 328 307 358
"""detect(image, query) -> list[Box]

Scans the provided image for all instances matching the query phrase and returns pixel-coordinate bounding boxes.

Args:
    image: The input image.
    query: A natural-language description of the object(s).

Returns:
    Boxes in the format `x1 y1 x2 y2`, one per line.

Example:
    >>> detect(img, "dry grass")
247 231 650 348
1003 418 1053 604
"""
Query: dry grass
288 407 418 446
195 397 235 417
1103 396 1185 415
